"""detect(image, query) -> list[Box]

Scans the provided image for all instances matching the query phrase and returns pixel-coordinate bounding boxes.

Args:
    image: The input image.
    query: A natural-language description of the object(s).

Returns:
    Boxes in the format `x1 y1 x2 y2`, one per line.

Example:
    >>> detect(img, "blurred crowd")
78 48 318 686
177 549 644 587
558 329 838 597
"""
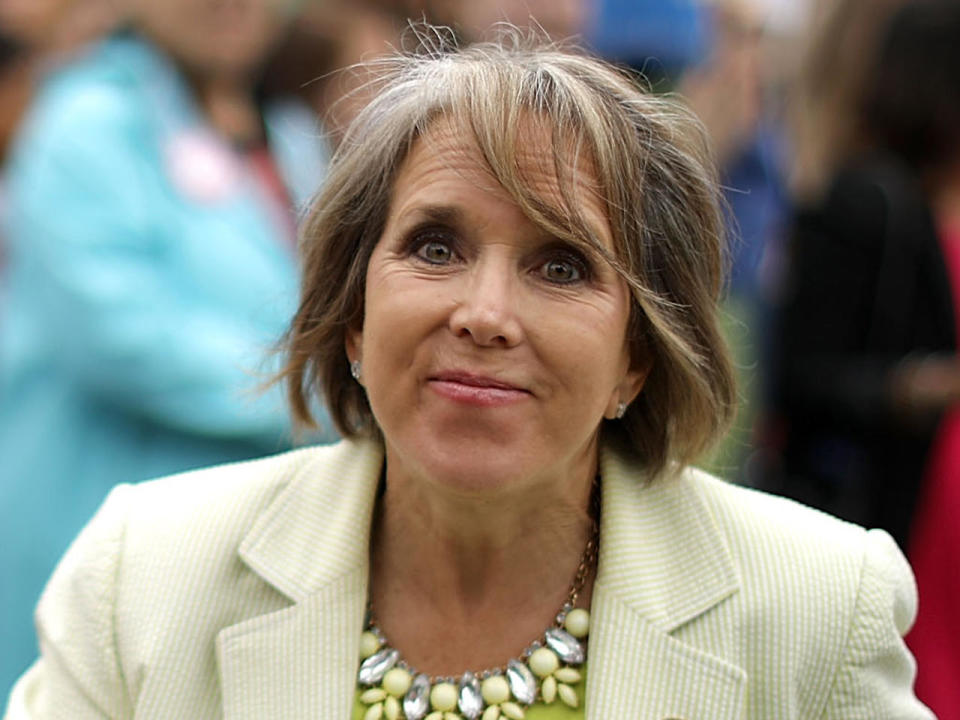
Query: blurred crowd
1 0 958 715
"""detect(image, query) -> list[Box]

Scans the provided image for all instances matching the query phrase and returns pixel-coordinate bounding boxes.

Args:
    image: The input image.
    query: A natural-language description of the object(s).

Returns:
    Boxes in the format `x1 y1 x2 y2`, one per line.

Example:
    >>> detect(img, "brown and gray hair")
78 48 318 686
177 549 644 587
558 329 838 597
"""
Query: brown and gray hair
280 26 736 481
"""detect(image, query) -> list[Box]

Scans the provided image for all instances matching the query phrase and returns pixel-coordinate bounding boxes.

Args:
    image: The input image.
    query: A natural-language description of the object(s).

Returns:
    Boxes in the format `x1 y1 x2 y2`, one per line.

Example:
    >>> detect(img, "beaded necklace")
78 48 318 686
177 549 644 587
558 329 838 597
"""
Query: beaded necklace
357 507 598 720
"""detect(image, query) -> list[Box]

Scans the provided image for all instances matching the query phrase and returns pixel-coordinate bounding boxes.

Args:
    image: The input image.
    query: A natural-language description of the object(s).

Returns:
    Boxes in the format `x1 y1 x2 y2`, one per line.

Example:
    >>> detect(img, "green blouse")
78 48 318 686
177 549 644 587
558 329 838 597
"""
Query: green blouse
352 667 588 720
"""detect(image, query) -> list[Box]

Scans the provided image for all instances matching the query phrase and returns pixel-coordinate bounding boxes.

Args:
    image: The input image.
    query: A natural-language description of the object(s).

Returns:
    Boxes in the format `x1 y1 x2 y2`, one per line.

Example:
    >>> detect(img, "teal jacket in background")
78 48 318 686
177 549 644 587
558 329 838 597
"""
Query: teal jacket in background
0 33 336 694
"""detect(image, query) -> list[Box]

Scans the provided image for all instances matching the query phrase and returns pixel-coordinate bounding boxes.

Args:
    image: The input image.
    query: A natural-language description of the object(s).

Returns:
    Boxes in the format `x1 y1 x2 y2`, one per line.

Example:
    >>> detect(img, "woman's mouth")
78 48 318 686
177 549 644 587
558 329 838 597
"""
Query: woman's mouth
428 371 530 407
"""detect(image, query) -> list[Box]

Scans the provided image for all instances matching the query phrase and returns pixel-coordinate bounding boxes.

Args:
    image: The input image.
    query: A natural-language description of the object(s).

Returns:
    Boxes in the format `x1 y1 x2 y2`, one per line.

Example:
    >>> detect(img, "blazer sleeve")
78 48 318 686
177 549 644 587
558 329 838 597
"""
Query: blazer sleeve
819 529 934 719
4 486 134 720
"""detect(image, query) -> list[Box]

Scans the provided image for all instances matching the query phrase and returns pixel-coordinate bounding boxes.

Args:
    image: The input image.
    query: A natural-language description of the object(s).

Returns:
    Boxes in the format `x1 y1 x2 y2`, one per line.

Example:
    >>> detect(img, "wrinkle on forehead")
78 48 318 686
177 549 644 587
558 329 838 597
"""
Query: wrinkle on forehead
400 114 616 255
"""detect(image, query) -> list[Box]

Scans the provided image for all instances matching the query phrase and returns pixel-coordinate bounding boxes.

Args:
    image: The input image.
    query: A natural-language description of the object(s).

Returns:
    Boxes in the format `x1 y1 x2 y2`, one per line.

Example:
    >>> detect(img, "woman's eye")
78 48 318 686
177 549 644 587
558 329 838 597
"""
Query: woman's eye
415 239 454 264
541 256 586 284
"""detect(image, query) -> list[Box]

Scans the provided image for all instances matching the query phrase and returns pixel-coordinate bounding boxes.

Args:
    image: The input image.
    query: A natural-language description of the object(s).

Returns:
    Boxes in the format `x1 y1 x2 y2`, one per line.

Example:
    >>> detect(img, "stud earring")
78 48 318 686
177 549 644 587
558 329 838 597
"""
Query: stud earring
350 360 362 382
615 401 627 419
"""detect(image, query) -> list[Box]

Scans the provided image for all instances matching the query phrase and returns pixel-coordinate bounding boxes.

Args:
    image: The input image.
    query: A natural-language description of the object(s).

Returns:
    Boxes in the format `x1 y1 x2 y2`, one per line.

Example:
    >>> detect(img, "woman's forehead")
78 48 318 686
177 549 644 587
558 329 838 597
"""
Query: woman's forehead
388 115 612 246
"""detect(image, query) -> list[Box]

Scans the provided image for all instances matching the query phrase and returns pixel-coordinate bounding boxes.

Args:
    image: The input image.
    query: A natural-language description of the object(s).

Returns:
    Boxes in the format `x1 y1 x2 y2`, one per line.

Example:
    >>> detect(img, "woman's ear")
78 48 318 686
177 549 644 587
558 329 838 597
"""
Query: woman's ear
604 355 653 419
345 327 362 366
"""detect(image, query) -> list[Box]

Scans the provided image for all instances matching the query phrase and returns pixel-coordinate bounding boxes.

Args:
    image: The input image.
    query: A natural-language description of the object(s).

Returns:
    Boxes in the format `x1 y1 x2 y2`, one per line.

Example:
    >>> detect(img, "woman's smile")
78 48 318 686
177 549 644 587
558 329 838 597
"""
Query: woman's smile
427 370 532 407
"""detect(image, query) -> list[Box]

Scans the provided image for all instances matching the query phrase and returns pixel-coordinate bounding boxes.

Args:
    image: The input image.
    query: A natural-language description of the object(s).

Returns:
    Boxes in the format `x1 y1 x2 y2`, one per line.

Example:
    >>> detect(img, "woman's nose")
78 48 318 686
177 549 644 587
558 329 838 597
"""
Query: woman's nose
448 264 524 347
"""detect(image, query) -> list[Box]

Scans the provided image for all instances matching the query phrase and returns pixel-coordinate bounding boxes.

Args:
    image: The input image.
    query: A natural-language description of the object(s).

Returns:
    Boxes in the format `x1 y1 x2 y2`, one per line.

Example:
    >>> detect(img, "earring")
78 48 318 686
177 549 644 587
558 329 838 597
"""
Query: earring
350 360 362 382
615 401 627 419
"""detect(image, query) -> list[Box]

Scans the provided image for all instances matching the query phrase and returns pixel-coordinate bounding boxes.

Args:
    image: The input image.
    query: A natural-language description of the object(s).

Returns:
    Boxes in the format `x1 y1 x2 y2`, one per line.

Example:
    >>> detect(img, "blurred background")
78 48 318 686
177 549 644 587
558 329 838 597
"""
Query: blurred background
2 0 958 715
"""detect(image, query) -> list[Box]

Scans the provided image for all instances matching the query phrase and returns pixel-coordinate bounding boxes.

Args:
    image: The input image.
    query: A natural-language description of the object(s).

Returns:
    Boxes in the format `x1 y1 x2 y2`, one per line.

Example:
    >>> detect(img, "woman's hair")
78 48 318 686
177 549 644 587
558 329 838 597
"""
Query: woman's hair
859 0 960 180
280 27 736 481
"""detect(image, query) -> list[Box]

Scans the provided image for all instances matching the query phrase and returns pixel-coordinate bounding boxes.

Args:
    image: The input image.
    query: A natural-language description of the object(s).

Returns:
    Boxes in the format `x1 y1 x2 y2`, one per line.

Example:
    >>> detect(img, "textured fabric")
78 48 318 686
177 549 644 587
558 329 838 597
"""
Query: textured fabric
0 31 335 695
4 439 932 719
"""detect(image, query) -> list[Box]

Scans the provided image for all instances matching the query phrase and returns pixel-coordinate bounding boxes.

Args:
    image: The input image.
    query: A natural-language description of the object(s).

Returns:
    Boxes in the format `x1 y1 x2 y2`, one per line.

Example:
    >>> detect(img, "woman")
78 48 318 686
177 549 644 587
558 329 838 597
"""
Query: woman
0 0 333 697
4 31 930 719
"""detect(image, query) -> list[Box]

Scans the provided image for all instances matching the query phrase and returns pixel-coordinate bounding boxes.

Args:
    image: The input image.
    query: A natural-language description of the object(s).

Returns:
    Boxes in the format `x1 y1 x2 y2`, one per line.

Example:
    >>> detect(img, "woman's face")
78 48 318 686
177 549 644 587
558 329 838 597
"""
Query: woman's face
348 119 648 494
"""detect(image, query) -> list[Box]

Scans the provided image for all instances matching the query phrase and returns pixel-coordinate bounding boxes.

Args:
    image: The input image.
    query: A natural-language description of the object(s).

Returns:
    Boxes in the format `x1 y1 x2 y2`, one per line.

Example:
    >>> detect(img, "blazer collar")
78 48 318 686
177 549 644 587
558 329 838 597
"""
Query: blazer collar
217 440 745 719
217 439 384 720
596 444 741 633
585 444 745 719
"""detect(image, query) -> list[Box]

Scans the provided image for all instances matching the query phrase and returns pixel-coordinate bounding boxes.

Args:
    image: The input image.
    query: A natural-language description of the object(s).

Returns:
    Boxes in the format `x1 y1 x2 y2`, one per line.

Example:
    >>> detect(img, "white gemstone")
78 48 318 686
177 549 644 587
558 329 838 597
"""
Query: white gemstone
359 648 400 686
544 628 584 664
458 672 483 719
404 674 431 720
505 660 536 704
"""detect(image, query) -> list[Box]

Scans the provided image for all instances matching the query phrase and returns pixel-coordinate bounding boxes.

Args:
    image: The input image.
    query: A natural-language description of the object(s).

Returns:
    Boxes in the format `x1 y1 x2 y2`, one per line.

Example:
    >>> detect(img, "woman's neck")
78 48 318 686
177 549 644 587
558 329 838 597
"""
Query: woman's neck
368 456 598 676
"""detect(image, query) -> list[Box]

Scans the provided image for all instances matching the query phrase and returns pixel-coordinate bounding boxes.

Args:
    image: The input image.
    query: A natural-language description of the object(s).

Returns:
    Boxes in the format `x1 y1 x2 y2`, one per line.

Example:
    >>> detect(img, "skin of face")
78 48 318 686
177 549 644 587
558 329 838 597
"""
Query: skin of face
347 118 648 501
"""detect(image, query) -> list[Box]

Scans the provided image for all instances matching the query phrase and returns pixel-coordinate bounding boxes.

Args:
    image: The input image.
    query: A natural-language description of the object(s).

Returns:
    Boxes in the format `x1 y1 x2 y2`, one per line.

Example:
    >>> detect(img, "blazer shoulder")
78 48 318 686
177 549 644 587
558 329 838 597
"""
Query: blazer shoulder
683 466 917 635
684 467 885 566
118 440 366 547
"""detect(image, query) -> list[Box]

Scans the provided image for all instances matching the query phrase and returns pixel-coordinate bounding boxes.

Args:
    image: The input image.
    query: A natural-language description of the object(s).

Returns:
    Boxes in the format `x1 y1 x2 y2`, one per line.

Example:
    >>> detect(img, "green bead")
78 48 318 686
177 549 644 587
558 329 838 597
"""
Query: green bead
384 696 400 720
481 675 510 705
430 682 458 712
553 667 581 684
482 706 501 720
557 683 579 708
541 675 556 704
360 688 387 704
501 702 525 720
528 648 559 678
360 631 381 659
563 608 590 638
382 668 412 697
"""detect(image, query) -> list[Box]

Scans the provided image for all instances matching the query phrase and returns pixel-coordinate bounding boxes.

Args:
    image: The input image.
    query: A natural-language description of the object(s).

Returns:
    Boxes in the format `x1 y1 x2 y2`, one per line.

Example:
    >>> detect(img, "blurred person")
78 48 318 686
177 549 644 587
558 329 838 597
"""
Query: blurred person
423 0 588 40
4 30 931 719
770 5 960 712
0 0 118 263
679 0 790 482
768 0 950 548
785 0 911 204
0 0 335 695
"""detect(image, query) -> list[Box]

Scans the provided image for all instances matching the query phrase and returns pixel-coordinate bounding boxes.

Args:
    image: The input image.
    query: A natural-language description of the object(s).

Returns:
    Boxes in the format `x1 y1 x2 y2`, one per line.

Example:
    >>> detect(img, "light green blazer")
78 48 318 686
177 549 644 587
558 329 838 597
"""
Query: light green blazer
5 439 933 719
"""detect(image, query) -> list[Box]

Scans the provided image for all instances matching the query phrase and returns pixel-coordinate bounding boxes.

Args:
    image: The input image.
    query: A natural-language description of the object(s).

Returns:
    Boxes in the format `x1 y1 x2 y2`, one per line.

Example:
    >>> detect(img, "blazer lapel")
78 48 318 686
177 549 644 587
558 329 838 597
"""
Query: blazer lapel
586 446 746 719
216 440 385 720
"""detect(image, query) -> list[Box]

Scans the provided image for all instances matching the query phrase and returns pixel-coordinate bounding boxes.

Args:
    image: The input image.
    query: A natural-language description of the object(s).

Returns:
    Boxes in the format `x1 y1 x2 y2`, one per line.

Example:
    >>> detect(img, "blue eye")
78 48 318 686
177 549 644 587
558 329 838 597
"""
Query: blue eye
416 239 454 264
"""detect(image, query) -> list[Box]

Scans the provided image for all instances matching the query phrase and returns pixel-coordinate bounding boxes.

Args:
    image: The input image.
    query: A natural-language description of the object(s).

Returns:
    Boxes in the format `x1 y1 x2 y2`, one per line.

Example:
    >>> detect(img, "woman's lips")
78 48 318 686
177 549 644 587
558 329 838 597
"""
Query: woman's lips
428 372 530 407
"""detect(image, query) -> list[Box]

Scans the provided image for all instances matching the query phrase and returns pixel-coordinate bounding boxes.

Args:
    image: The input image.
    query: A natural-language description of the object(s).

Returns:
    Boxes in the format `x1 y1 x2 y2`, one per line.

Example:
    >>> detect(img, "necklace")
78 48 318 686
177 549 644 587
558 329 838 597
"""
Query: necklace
357 512 599 720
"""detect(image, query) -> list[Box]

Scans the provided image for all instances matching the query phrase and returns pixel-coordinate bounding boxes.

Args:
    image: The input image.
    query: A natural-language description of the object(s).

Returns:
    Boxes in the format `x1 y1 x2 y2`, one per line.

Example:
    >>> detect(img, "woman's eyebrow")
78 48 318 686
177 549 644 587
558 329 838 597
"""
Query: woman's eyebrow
398 204 464 228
